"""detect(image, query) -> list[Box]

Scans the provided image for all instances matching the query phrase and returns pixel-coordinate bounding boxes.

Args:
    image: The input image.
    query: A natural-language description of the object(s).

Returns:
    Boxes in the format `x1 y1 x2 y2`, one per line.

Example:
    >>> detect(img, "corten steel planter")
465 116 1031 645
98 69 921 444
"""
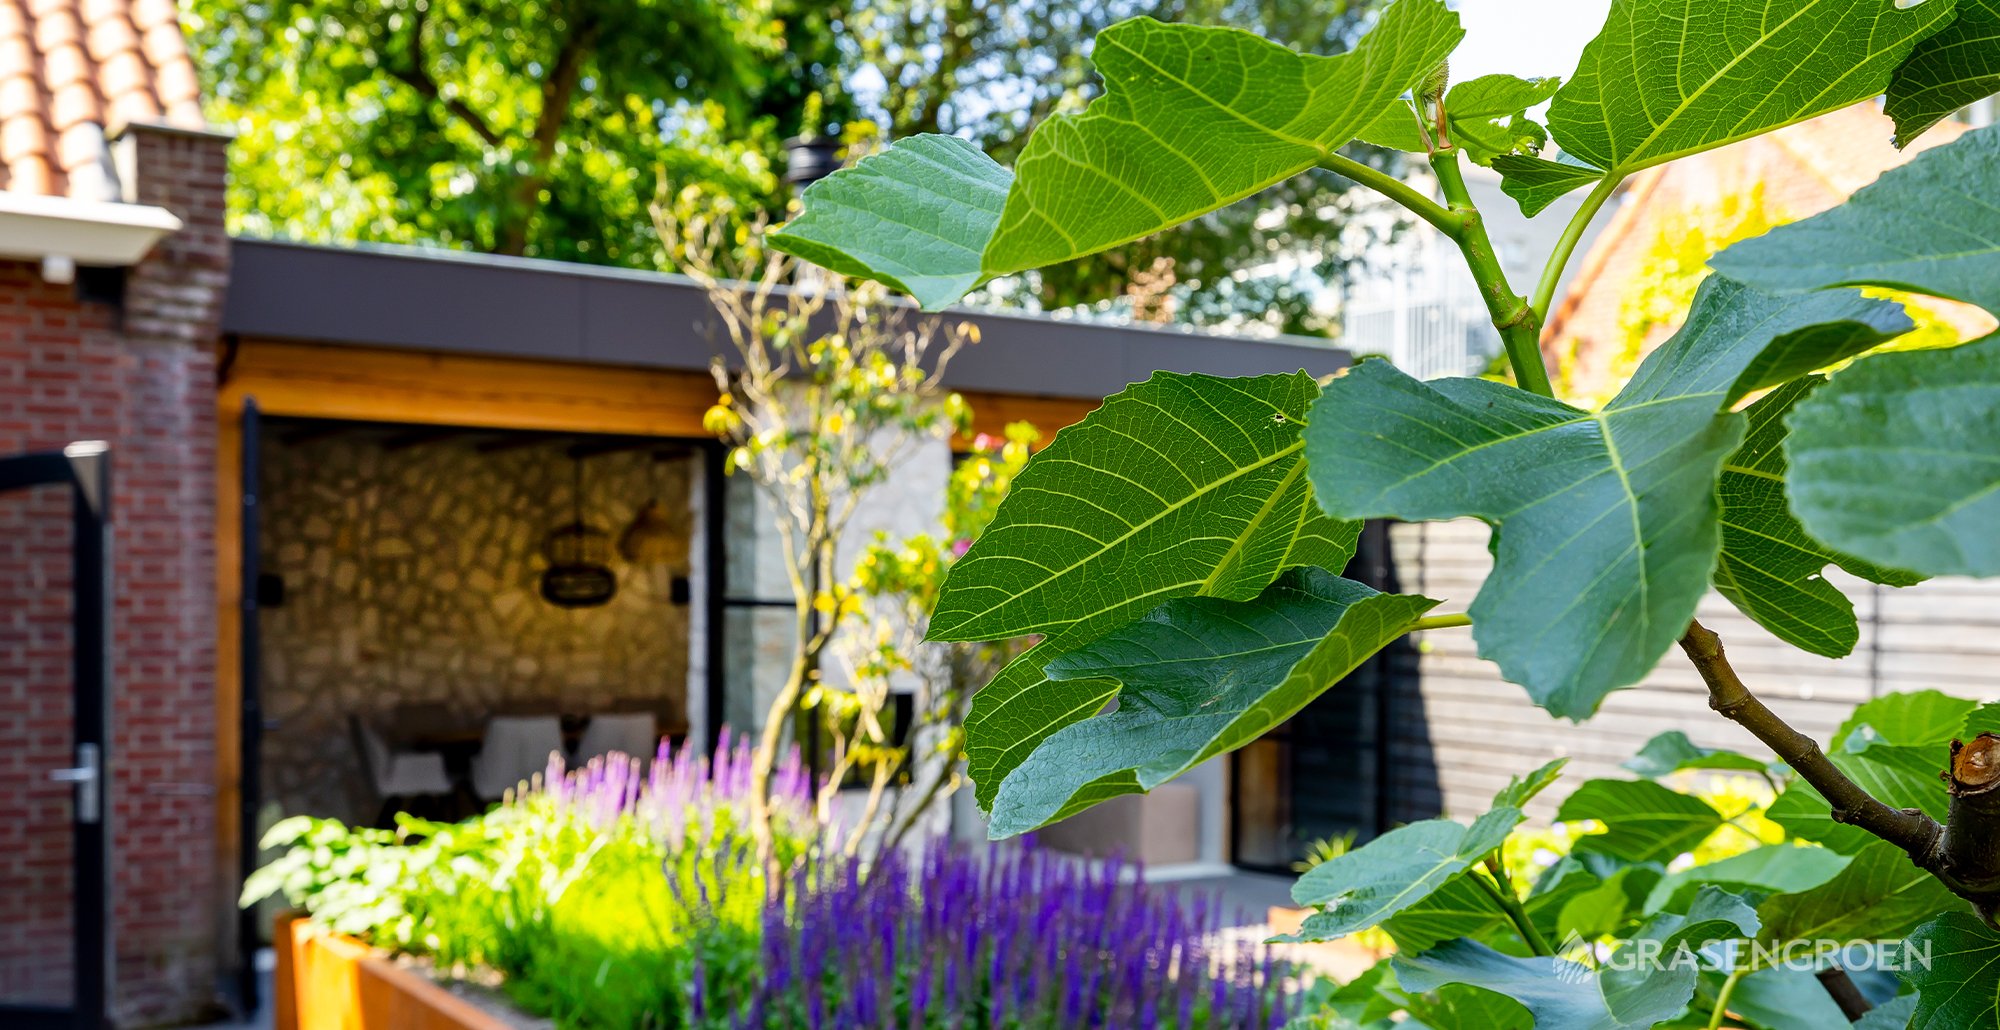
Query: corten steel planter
273 912 510 1030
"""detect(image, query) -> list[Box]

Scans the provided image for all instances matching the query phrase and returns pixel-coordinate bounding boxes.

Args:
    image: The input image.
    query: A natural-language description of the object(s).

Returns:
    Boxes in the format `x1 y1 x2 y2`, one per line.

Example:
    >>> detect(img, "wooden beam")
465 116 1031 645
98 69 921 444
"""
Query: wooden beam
956 389 1100 447
213 397 242 957
217 339 717 438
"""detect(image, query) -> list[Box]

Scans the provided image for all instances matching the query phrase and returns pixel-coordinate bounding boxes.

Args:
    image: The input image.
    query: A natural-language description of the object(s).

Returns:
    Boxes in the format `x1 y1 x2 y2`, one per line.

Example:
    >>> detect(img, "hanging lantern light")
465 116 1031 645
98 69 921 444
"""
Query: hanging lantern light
618 499 679 564
540 457 617 608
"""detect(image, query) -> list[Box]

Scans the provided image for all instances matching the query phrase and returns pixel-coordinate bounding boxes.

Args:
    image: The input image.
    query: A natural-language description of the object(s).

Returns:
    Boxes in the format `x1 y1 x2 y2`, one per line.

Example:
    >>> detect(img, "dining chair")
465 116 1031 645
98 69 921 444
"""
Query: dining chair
469 714 564 801
350 716 454 824
571 711 660 771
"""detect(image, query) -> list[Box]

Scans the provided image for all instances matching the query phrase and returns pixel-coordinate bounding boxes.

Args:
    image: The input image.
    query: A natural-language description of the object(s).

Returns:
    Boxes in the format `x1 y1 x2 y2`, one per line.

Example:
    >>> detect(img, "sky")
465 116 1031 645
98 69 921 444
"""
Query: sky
1450 0 1612 83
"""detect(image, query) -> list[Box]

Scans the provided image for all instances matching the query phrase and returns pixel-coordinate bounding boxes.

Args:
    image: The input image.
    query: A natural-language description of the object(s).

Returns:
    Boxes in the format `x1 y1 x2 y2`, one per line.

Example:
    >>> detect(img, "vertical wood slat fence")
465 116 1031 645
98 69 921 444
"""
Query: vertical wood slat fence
1379 519 2000 826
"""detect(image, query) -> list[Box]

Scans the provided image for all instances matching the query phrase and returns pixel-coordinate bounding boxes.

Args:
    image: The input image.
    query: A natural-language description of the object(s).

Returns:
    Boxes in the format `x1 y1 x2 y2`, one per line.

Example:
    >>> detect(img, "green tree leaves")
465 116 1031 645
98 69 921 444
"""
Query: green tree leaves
1754 841 1964 949
1549 0 1955 179
1622 731 1770 780
950 371 1360 810
988 4 1460 276
935 371 1354 644
1558 779 1725 862
1306 279 1908 717
1395 888 1759 1030
1887 0 2000 147
1491 153 1608 216
772 0 1463 308
1786 340 2000 577
1714 377 1921 658
1359 74 1560 165
1287 807 1521 942
1712 125 2000 316
1906 913 2000 1029
1713 126 2000 578
768 135 1011 311
985 569 1435 835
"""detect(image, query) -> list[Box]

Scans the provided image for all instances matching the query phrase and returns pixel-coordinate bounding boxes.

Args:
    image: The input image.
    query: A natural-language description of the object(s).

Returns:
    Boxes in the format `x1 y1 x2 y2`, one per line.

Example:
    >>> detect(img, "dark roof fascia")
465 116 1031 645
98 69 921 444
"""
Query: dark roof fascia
221 237 1350 399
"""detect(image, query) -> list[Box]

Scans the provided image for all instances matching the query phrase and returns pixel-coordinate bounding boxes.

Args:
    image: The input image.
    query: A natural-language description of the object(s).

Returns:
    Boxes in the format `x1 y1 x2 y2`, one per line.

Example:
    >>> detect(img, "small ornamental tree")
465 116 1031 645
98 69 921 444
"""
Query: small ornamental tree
766 0 2000 1024
659 188 973 864
833 423 1038 859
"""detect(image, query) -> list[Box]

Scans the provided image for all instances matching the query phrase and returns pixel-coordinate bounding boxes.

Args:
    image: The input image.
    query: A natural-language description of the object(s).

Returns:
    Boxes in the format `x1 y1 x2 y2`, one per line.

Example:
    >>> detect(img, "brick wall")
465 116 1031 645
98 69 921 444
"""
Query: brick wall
0 122 228 1026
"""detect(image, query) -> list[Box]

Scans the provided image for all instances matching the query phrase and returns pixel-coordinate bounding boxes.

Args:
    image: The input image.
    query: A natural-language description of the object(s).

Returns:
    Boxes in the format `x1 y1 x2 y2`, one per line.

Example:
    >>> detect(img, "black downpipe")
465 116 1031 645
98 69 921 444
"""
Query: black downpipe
703 442 728 754
237 399 263 1012
71 446 111 1030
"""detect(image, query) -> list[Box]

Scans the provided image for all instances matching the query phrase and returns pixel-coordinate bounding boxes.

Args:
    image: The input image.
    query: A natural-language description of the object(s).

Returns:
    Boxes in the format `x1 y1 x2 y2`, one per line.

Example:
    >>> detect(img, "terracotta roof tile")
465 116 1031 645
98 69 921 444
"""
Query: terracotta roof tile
0 0 202 198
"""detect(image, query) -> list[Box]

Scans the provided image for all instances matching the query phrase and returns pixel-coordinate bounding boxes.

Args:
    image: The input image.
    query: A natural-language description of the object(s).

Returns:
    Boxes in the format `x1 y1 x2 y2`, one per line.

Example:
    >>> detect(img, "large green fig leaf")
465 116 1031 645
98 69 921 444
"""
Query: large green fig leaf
1905 913 2000 1029
1711 127 2000 577
1641 845 1851 914
985 569 1435 835
1557 779 1726 863
1400 983 1535 1030
1783 337 2000 577
1306 279 1908 717
952 371 1359 809
1371 760 1570 952
1887 0 2000 147
1394 887 1758 1030
1549 0 1955 180
1835 689 1978 752
1285 806 1522 943
1379 874 1512 954
1754 841 1964 953
1714 377 1921 658
767 135 1011 311
1718 967 1860 1030
1622 730 1770 780
1712 126 2000 315
771 0 1463 309
1491 152 1607 216
1855 995 1920 1030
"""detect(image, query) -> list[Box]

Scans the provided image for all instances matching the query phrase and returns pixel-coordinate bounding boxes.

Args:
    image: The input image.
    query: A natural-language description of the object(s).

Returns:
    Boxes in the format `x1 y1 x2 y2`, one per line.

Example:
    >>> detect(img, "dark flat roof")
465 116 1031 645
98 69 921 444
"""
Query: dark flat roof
222 238 1349 400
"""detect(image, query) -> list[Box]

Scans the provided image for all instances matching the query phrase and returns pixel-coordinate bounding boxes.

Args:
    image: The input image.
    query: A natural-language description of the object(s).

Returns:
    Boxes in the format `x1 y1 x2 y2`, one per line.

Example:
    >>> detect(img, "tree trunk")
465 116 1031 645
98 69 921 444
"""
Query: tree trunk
1944 734 2000 922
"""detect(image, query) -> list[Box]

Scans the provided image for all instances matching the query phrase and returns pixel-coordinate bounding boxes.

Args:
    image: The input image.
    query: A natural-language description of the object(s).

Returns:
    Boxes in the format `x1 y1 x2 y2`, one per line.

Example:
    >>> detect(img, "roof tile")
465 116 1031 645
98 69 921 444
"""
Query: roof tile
0 0 202 197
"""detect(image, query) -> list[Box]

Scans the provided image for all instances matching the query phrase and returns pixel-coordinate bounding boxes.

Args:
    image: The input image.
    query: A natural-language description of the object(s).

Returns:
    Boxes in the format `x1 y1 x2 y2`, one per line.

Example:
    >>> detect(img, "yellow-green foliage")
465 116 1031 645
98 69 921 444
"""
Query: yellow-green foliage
1558 188 1786 407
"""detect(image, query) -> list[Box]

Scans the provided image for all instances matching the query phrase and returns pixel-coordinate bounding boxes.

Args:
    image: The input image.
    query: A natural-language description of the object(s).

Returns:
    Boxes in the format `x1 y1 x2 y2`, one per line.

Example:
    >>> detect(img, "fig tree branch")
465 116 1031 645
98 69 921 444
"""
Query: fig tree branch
1679 620 1943 865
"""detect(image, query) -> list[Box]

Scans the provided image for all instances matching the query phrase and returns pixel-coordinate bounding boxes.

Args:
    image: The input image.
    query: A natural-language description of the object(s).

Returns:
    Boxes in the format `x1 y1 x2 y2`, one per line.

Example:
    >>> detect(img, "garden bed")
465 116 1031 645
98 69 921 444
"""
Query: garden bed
252 740 1309 1029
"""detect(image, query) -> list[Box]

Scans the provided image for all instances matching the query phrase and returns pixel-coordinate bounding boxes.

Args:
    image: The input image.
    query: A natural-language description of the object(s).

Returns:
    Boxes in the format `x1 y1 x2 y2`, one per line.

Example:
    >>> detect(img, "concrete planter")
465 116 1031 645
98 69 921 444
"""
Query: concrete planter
273 912 511 1030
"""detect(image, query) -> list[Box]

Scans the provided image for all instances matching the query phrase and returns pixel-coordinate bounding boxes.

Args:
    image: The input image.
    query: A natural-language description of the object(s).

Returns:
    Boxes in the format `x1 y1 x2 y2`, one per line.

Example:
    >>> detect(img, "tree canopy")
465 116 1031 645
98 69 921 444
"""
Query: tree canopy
191 0 1390 333
187 0 842 264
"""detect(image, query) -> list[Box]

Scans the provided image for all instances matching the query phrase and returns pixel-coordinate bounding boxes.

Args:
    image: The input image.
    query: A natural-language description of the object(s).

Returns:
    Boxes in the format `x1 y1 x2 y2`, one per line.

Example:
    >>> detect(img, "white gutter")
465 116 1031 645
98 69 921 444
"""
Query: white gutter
0 190 182 279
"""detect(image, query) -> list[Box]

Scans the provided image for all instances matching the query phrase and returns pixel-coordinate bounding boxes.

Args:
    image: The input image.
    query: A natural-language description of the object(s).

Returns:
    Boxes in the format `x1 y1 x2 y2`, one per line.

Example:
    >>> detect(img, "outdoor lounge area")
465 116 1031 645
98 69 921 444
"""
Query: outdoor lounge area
251 420 698 827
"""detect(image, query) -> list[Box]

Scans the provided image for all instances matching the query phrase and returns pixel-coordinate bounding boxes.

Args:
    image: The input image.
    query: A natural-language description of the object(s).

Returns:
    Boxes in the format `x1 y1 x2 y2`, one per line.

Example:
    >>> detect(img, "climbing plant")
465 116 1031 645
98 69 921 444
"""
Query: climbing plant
768 0 2000 1025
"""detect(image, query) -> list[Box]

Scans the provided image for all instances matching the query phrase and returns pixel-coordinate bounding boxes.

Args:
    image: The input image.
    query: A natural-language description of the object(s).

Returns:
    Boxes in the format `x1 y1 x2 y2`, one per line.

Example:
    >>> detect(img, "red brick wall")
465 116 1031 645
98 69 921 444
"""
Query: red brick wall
0 123 228 1026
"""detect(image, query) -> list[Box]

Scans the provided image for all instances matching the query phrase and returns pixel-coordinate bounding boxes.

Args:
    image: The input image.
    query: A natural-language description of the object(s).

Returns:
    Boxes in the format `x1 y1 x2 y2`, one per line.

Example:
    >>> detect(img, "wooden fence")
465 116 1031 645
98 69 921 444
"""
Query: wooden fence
1381 519 2000 824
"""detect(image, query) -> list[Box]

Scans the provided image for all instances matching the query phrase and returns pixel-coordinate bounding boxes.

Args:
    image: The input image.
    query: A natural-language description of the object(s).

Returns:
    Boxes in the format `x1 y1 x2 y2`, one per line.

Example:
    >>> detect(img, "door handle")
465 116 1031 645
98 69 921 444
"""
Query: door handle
50 743 100 824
